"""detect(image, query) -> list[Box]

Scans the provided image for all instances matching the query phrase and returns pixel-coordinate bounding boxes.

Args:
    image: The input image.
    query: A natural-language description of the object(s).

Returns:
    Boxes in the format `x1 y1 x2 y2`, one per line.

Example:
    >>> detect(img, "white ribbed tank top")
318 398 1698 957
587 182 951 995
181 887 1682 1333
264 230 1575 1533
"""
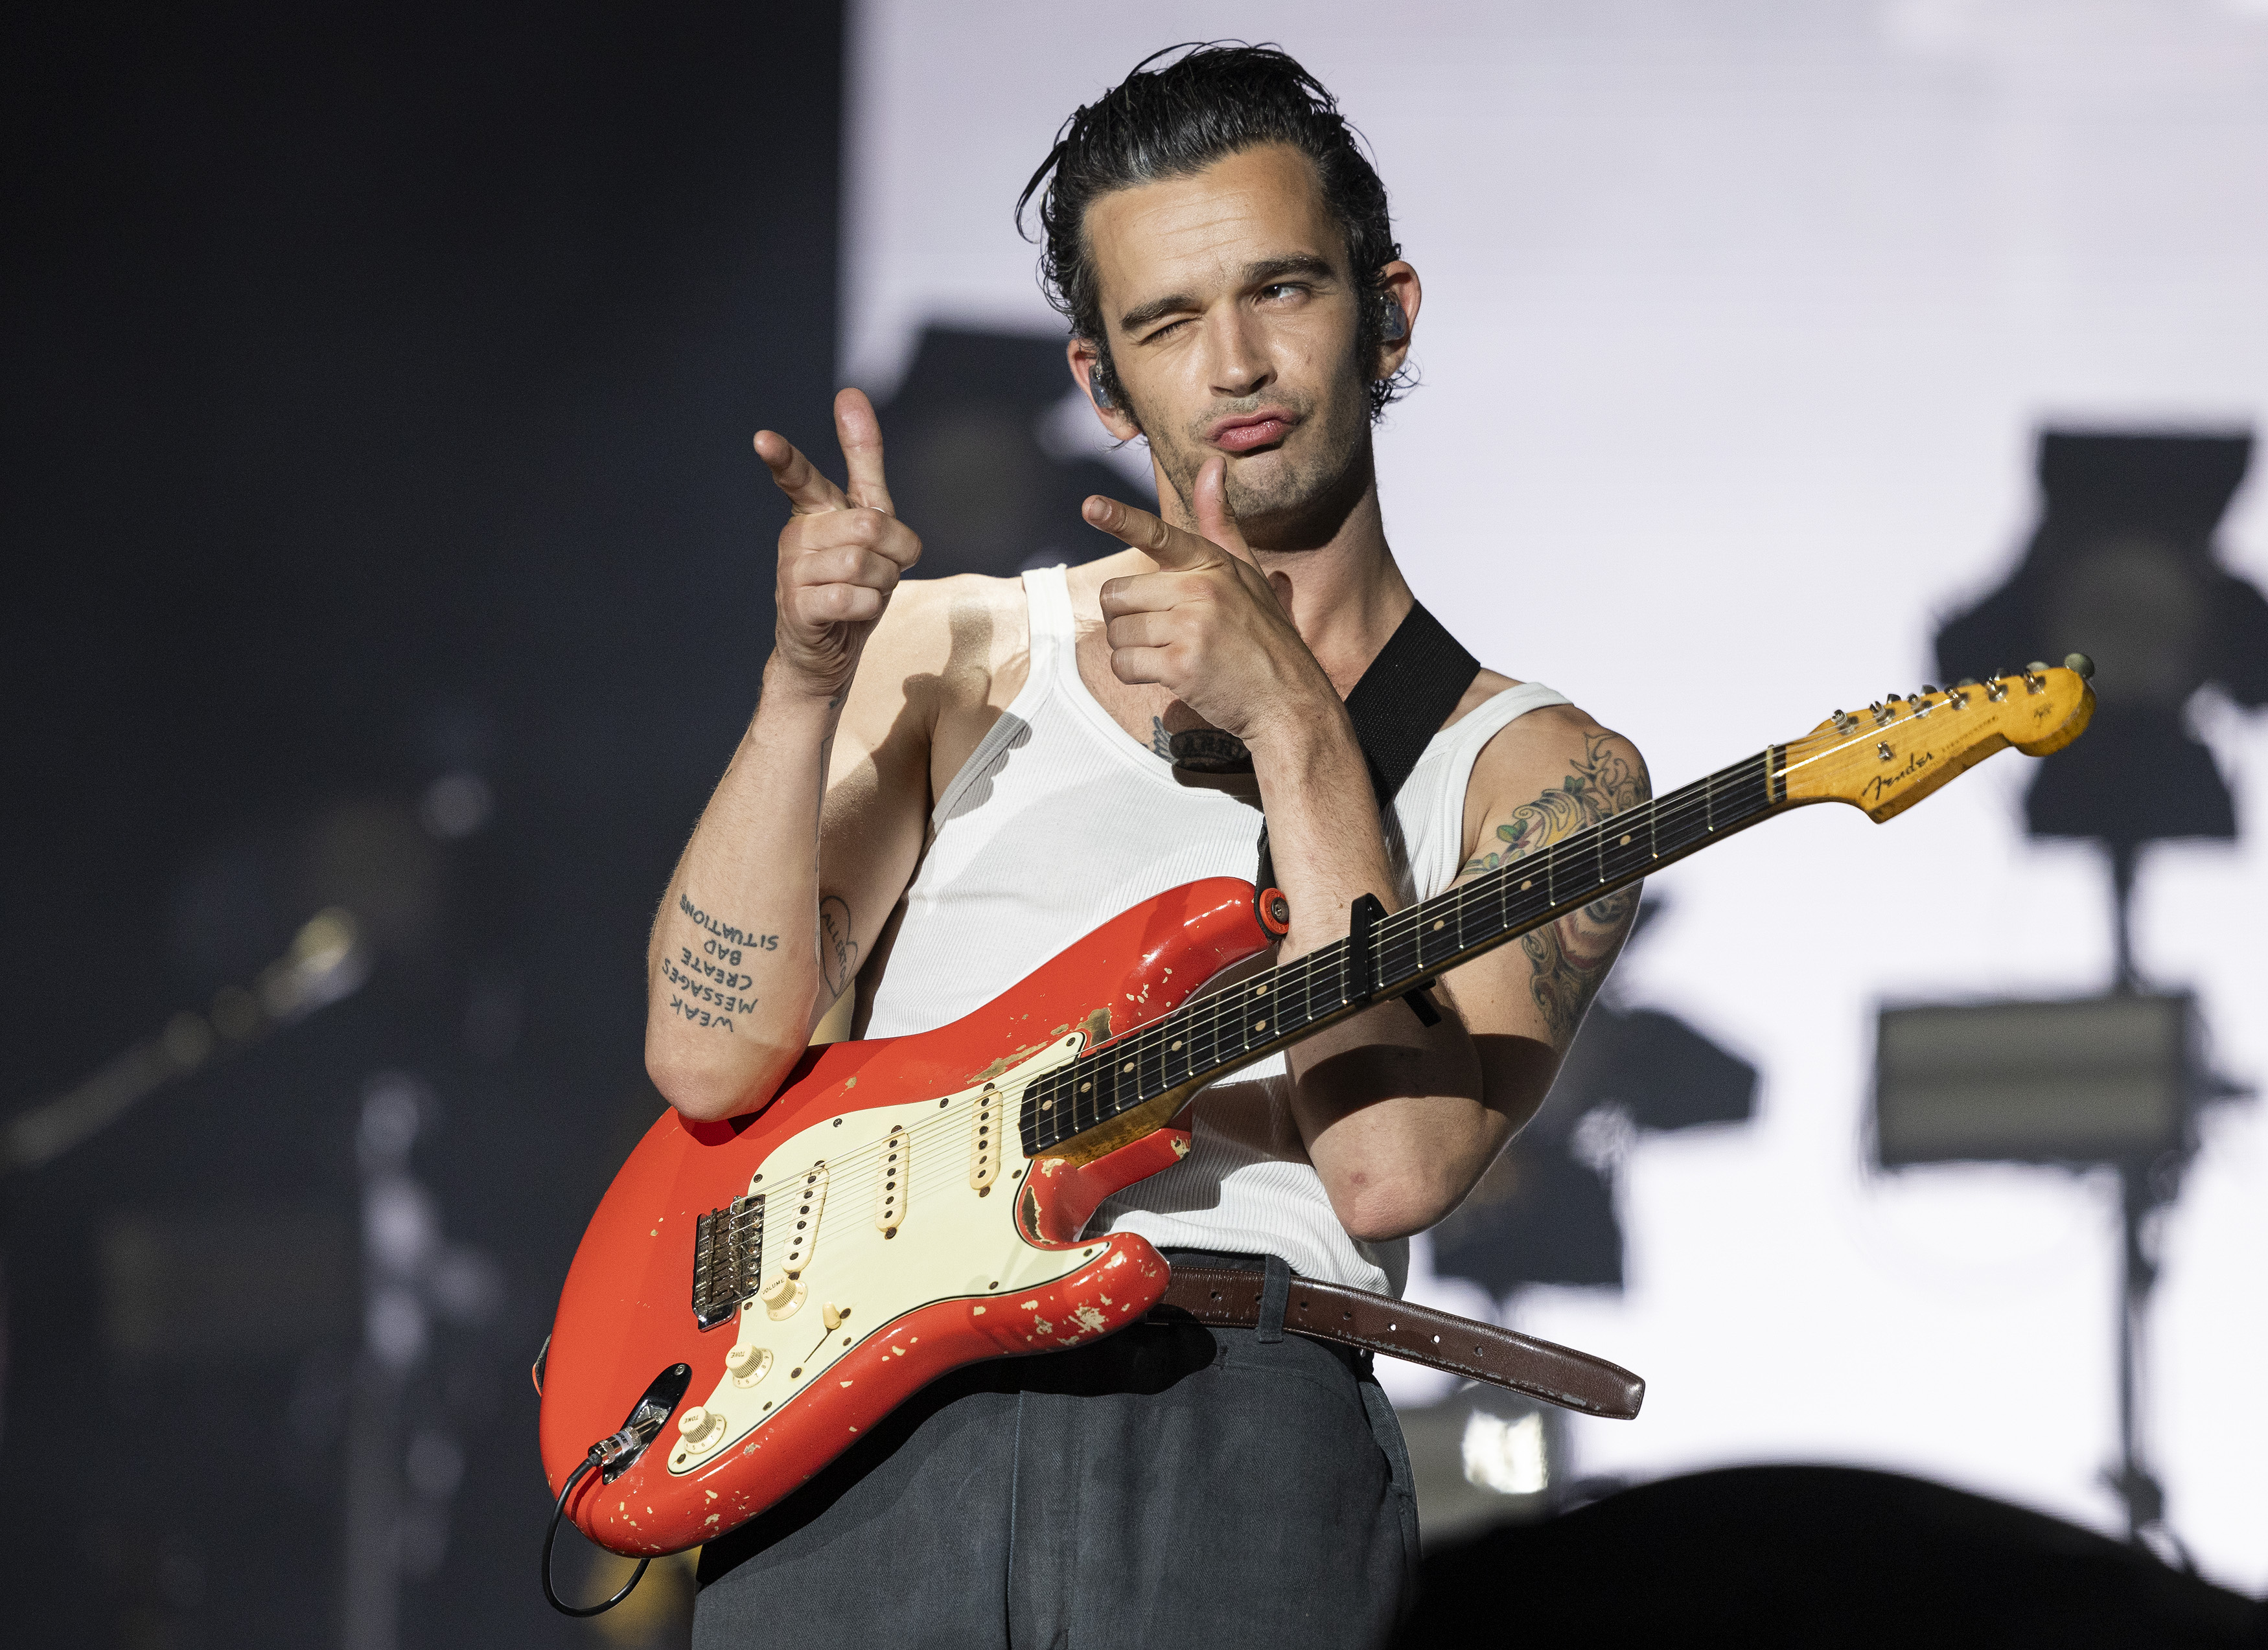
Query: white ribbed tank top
863 566 1569 1296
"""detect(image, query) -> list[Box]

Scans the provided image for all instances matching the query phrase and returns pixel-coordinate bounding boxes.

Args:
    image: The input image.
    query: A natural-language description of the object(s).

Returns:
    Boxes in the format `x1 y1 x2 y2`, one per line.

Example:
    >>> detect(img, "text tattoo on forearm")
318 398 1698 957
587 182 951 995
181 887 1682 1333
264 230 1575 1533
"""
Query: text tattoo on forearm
671 893 779 1033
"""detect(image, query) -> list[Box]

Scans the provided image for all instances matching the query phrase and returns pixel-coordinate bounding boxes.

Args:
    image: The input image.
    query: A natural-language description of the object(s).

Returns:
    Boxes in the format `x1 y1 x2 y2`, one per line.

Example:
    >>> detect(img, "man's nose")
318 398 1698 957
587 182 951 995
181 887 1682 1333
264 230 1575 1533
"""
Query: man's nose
1203 307 1273 399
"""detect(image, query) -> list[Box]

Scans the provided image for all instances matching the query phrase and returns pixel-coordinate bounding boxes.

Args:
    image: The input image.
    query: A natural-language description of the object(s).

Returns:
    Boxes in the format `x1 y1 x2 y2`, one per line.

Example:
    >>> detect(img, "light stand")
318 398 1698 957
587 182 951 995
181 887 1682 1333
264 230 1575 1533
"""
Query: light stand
1872 990 2228 1556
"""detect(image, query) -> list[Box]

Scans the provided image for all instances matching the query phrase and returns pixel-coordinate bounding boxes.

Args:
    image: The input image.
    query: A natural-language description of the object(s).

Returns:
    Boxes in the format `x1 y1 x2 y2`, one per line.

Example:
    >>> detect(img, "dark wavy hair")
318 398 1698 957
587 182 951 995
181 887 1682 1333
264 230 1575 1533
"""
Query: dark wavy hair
1016 43 1410 424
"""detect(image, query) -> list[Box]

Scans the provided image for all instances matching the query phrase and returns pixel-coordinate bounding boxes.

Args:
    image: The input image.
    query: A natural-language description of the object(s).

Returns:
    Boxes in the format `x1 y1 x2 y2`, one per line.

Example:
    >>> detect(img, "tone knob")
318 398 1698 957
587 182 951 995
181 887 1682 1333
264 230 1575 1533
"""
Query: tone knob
725 1344 759 1377
678 1404 713 1438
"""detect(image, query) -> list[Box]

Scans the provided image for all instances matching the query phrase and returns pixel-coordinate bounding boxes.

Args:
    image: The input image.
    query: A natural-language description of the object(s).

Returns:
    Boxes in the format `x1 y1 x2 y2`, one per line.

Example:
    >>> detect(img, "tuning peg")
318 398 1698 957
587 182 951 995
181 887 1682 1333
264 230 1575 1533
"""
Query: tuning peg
1870 701 1893 727
1921 684 1939 695
2065 652 2094 680
1831 709 1858 735
1985 674 2008 702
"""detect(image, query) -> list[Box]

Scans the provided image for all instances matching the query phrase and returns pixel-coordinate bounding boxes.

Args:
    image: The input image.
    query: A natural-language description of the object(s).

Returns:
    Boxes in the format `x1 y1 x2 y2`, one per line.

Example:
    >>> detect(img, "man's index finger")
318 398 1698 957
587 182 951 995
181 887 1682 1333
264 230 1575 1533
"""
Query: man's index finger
757 431 848 516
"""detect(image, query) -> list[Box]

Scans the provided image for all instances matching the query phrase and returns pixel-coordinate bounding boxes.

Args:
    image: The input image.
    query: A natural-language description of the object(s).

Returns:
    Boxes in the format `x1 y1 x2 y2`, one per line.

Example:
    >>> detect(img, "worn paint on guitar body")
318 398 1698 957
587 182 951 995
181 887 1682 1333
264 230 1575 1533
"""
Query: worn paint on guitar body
538 877 1271 1555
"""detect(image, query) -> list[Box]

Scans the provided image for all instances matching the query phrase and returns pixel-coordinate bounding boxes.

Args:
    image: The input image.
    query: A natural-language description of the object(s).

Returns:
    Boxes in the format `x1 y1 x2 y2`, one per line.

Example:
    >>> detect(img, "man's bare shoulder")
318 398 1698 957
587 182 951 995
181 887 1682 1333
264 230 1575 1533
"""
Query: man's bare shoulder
848 571 1031 705
1457 685 1650 868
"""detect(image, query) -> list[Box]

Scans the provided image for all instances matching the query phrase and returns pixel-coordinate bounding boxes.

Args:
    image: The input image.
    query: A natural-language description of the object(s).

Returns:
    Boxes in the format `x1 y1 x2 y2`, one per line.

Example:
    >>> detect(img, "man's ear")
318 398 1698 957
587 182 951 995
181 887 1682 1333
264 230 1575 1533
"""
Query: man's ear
1376 261 1421 382
1067 338 1143 441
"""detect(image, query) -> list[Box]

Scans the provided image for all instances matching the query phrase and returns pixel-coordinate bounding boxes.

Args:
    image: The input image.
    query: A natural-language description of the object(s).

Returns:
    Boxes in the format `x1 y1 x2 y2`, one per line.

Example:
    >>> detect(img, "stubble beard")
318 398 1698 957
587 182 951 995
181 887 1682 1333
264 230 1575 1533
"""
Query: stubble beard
1139 361 1376 553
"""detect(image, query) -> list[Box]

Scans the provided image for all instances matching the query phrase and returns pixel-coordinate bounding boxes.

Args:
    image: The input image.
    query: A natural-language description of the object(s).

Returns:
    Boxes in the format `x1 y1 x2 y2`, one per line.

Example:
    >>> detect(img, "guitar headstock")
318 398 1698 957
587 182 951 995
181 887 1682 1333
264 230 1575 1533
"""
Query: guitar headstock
1781 658 2096 822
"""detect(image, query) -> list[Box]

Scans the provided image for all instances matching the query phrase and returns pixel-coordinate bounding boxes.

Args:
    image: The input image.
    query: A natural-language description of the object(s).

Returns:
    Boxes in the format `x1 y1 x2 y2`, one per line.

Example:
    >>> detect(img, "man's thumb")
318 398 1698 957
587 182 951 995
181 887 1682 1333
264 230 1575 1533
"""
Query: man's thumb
1192 458 1254 565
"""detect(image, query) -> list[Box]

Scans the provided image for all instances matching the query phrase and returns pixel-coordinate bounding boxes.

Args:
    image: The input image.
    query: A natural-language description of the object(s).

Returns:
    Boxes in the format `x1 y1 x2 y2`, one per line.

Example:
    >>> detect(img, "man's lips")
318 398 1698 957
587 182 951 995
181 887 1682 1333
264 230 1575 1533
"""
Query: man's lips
1208 410 1299 453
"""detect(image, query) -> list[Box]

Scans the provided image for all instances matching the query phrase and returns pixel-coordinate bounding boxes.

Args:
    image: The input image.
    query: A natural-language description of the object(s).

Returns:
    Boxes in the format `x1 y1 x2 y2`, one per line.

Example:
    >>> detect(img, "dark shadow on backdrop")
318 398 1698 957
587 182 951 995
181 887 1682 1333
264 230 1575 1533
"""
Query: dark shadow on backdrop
1936 430 2266 981
868 325 1151 580
1428 902 1759 1296
0 4 843 1646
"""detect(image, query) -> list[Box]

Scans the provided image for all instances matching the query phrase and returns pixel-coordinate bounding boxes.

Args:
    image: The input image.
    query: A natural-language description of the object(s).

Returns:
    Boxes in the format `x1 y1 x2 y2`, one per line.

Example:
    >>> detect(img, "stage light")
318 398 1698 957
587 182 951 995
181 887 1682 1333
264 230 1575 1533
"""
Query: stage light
1462 1408 1550 1498
1873 994 2195 1169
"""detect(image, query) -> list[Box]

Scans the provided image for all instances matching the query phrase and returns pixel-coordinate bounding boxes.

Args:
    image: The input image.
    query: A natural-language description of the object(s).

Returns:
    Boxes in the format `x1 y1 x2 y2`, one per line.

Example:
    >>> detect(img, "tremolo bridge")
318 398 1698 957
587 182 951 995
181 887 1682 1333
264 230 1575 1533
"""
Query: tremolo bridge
691 1194 764 1331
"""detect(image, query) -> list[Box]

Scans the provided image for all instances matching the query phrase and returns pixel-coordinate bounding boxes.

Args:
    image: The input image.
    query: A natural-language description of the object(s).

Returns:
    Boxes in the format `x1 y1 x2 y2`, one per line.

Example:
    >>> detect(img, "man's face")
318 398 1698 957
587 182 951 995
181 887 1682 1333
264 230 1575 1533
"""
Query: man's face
1082 144 1378 544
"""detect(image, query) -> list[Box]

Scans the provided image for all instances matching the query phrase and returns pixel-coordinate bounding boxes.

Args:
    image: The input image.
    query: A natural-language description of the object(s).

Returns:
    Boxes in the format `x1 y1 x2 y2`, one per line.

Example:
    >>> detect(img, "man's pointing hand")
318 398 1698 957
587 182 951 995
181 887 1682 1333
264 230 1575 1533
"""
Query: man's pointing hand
1087 458 1337 748
759 388 921 705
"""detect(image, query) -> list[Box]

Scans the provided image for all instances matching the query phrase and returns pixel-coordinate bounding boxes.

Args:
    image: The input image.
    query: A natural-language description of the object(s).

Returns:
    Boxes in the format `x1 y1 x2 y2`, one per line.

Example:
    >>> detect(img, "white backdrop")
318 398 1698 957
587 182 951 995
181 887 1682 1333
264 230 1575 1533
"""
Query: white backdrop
844 0 2268 1588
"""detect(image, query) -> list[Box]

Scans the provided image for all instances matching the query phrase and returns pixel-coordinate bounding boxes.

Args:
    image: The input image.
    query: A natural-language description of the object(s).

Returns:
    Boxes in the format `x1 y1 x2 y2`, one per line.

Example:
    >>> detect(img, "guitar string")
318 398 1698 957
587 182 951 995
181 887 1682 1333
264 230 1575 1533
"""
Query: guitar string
737 707 1981 1301
735 760 1746 1254
1032 777 1742 1143
1045 744 1782 1136
1061 693 1961 1137
762 729 1891 1257
730 696 1965 1261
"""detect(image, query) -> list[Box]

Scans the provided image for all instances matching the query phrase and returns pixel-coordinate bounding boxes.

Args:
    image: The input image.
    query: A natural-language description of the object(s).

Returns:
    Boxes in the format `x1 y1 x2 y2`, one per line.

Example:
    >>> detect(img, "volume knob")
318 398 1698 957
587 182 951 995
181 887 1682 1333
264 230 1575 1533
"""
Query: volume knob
761 1273 807 1320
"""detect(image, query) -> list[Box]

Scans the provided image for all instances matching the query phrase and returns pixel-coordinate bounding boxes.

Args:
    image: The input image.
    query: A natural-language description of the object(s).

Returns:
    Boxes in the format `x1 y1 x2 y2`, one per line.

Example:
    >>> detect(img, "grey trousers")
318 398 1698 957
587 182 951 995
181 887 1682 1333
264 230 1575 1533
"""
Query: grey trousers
692 1252 1421 1649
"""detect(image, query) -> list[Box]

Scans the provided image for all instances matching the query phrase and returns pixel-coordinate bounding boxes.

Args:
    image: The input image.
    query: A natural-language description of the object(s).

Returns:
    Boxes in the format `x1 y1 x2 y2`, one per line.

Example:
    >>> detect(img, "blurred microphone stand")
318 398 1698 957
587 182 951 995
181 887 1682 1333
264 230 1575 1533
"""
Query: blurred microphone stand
0 910 369 1450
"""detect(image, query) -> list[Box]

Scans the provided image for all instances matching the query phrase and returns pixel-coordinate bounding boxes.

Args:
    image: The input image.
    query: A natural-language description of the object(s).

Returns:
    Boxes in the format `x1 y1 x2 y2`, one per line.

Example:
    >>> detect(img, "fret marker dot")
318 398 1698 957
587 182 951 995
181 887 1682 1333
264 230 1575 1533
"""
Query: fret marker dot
1171 1040 1182 1051
1521 880 1533 890
1079 1082 1091 1093
1620 834 1632 847
1122 1061 1134 1073
1433 919 1444 931
1254 1019 1267 1031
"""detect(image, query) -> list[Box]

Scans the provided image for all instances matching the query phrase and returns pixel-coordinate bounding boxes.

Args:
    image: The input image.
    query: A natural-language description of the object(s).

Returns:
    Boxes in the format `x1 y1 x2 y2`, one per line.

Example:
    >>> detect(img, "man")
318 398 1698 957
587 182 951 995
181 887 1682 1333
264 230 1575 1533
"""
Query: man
648 44 1647 1649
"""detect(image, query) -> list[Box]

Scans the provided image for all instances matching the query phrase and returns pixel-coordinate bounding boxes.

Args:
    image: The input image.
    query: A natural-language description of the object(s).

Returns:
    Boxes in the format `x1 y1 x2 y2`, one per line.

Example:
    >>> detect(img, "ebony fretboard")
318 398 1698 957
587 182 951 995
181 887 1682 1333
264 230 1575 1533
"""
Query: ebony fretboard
1019 747 1785 1156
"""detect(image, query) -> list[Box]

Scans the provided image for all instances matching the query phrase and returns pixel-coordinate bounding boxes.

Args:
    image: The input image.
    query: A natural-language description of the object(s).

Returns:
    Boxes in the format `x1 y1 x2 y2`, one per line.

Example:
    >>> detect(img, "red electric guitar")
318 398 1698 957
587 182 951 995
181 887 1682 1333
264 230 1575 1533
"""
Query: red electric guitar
539 665 2093 1556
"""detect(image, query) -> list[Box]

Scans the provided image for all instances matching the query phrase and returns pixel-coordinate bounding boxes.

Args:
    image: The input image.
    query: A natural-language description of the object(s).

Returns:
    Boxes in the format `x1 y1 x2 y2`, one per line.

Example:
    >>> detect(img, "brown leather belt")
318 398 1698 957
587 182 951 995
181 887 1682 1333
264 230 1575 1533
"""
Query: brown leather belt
1155 1265 1645 1421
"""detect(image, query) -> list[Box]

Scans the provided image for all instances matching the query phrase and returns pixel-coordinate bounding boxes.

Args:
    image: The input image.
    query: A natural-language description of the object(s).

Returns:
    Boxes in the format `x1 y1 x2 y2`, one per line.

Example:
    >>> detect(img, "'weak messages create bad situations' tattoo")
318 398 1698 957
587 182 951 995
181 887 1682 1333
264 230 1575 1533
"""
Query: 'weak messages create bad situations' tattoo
670 893 778 1033
1459 731 1651 1046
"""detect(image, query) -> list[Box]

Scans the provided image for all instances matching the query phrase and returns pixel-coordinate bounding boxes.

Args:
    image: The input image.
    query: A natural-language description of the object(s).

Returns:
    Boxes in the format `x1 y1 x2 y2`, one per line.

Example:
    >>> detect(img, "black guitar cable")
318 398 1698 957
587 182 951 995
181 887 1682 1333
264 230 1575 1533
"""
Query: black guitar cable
542 1428 655 1617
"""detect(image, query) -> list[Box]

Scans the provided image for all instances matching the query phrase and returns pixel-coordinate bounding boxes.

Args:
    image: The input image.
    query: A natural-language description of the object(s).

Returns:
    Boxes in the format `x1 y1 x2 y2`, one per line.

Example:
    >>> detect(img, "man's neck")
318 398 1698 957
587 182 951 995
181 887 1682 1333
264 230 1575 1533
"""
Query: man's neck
1151 459 1414 699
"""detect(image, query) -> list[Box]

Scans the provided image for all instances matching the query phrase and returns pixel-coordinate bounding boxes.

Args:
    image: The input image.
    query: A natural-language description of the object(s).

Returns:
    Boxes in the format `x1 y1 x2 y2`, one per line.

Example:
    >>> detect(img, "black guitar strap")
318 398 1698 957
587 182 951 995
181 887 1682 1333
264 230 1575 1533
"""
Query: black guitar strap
1253 599 1480 892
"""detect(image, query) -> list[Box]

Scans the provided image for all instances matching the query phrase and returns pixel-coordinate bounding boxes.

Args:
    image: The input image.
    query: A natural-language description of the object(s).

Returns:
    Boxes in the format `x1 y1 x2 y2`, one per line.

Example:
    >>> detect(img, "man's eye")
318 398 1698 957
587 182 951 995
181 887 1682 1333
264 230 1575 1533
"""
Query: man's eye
1143 318 1190 343
1260 283 1306 302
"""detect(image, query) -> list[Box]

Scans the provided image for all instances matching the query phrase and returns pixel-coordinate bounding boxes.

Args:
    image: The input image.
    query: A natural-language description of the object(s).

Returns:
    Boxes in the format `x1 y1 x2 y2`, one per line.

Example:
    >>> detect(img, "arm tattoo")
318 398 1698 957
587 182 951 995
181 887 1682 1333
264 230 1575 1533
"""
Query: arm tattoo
1150 715 1174 759
667 893 778 1033
1459 732 1650 1047
818 895 859 1001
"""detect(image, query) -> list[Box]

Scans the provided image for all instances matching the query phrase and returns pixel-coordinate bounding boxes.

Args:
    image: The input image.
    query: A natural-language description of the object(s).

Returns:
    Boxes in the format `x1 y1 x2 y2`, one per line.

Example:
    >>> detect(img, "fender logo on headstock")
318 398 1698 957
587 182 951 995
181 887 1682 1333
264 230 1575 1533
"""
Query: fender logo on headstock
1862 748 1934 806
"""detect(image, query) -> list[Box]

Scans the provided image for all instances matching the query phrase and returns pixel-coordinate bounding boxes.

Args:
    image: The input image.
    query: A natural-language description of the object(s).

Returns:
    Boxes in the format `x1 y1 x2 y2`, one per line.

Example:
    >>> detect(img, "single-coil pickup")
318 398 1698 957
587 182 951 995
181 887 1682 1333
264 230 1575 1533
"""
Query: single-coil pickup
777 1164 827 1276
875 1125 908 1235
970 1087 1002 1193
691 1193 764 1331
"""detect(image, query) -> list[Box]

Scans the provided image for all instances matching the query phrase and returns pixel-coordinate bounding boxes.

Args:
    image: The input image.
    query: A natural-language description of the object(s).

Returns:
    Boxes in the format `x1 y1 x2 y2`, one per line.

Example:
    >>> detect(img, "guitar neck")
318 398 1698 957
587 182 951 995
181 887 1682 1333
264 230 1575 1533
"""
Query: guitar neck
1021 745 1788 1156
